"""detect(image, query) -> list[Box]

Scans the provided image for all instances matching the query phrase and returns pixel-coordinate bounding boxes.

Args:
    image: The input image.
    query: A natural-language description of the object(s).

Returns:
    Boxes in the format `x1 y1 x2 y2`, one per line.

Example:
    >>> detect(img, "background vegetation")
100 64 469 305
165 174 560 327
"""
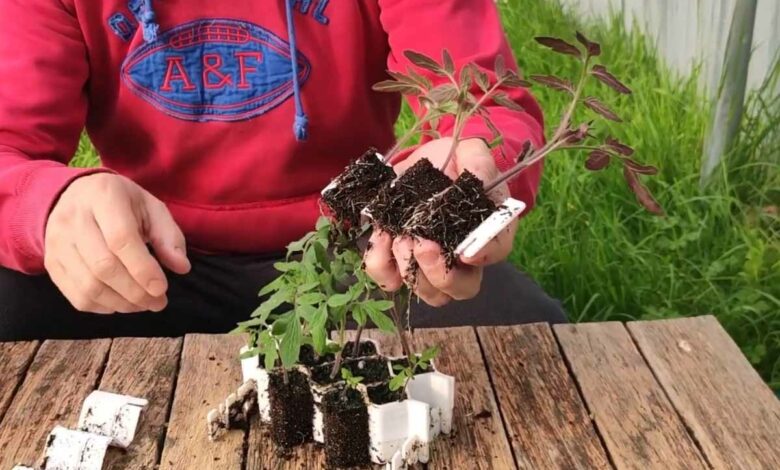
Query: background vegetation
71 0 779 389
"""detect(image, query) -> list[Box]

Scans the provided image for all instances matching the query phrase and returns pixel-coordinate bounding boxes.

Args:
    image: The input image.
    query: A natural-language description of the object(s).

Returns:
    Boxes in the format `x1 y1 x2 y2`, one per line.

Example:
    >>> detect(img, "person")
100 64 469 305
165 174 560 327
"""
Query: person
0 0 565 341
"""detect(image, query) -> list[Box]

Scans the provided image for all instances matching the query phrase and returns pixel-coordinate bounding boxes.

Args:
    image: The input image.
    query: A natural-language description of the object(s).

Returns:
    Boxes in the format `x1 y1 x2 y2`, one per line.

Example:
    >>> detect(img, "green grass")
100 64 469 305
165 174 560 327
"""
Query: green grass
71 0 778 389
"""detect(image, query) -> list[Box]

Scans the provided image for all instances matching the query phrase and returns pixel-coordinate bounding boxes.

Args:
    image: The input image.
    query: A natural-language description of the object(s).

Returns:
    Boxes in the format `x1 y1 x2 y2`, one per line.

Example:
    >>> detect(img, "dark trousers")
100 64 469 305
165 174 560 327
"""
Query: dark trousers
0 253 567 341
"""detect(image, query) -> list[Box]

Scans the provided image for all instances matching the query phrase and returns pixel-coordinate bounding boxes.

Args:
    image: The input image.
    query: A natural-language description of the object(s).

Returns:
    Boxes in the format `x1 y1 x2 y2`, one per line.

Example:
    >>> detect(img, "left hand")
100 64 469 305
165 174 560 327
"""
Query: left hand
364 138 518 307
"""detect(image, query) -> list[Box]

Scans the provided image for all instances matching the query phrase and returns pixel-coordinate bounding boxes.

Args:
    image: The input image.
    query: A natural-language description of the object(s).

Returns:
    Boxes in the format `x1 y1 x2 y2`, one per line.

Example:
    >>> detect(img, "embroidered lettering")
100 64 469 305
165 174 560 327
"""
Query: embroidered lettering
161 56 196 91
202 54 233 89
235 52 263 89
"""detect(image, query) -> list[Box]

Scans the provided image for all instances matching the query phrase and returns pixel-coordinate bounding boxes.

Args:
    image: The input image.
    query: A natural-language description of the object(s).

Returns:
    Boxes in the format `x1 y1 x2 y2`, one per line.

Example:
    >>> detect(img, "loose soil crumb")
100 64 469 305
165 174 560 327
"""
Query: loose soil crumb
322 148 396 227
406 170 496 268
322 387 371 468
369 159 452 236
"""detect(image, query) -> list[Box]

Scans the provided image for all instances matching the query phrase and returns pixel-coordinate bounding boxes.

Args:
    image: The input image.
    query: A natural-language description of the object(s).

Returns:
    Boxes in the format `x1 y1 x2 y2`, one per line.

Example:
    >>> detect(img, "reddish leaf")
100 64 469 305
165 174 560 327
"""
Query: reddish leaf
624 158 658 175
503 71 532 88
530 75 574 93
516 140 533 163
428 84 459 104
474 68 491 92
605 137 634 156
404 50 444 75
372 80 421 95
481 114 502 141
387 71 420 88
442 49 455 75
493 92 525 112
534 36 582 58
591 65 631 94
494 54 507 79
585 150 610 170
405 67 432 90
584 97 623 122
565 122 591 144
575 31 601 57
623 167 664 215
459 66 472 91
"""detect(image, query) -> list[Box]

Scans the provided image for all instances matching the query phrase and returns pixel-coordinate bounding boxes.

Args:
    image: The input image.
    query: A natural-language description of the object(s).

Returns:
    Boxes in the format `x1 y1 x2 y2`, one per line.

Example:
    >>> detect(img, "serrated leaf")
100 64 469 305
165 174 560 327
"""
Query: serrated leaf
352 304 368 326
493 92 525 112
313 241 330 271
279 317 302 368
388 373 407 391
591 65 631 94
534 36 582 58
502 72 532 88
475 68 490 92
387 70 420 88
585 150 610 171
365 300 394 311
366 308 396 333
575 31 601 57
624 158 658 175
259 275 286 297
297 292 325 306
530 75 574 94
623 166 664 215
286 231 314 256
442 49 455 75
428 84 459 104
372 80 421 95
583 97 623 122
298 281 320 293
404 50 444 75
494 54 507 78
419 345 440 362
605 137 634 156
406 67 432 90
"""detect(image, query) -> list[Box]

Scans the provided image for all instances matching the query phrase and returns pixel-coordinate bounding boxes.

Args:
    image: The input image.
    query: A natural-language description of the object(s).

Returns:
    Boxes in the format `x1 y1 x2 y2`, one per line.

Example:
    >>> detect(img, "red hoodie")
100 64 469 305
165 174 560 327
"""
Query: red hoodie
0 0 544 274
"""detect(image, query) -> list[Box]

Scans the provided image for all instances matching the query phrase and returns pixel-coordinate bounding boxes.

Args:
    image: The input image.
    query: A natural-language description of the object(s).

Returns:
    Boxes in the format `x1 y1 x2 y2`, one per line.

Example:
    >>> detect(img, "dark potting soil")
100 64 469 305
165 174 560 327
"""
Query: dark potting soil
310 357 390 386
343 340 378 358
299 344 335 367
366 382 406 405
406 170 496 269
268 369 314 448
369 158 452 236
322 148 396 227
322 387 371 468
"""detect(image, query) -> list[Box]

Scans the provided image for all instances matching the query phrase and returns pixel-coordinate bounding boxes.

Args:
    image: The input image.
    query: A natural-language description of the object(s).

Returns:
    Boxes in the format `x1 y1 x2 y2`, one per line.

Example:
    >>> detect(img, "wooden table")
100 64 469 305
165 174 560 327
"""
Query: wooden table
0 315 778 469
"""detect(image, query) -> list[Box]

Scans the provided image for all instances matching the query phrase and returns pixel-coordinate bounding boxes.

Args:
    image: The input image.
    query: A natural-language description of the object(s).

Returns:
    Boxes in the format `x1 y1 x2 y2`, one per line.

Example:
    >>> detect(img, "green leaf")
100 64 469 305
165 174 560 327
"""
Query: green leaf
315 216 330 231
259 275 287 297
286 231 315 256
352 304 368 326
366 308 396 333
314 241 330 271
264 351 277 370
389 372 408 392
328 293 352 308
297 292 325 306
239 347 261 360
365 300 394 312
420 345 441 362
274 261 301 272
279 317 302 368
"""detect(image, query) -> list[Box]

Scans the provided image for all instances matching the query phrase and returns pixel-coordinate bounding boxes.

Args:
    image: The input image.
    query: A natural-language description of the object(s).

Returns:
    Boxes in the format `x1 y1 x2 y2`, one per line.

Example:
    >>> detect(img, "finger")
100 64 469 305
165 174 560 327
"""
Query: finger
46 258 113 315
75 215 167 312
391 236 416 284
460 218 519 267
363 230 403 292
412 268 452 307
144 193 191 275
60 243 146 314
414 239 482 300
93 195 168 298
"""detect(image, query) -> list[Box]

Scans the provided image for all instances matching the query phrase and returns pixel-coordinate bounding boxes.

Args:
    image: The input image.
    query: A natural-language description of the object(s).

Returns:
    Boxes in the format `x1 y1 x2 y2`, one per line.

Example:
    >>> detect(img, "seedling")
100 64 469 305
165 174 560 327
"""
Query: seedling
389 346 440 392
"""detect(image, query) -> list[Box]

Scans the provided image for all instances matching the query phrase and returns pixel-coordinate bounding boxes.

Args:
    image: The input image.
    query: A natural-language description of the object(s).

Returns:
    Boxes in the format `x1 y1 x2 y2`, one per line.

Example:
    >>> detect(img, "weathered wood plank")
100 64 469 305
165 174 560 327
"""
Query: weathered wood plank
0 341 39 423
628 315 780 469
477 324 611 469
100 338 182 470
160 334 245 470
554 322 707 469
0 339 111 469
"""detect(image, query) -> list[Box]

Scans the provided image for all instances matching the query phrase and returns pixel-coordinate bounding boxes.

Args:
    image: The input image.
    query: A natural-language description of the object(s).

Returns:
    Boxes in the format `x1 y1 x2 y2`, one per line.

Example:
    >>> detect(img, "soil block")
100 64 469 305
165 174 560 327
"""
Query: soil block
322 386 371 468
366 382 406 405
311 357 391 387
369 158 452 236
344 340 379 358
268 369 315 447
299 344 335 367
322 148 396 227
406 170 496 268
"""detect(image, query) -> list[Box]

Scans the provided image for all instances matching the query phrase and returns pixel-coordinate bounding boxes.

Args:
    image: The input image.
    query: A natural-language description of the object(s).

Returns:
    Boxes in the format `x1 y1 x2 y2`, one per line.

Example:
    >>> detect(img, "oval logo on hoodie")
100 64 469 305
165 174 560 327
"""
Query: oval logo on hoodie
121 19 310 122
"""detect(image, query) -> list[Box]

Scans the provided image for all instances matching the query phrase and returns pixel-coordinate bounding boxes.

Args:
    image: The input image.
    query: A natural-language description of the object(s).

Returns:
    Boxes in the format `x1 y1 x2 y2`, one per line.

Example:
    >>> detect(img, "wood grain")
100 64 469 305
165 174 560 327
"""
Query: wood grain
628 315 780 469
160 334 245 470
478 324 610 469
555 322 706 469
0 339 111 469
100 338 182 470
0 341 39 423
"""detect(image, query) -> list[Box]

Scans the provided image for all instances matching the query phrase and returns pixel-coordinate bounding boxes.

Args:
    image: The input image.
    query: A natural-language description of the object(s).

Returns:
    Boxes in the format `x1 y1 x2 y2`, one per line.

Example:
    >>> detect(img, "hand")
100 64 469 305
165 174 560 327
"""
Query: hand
44 173 191 314
364 138 517 306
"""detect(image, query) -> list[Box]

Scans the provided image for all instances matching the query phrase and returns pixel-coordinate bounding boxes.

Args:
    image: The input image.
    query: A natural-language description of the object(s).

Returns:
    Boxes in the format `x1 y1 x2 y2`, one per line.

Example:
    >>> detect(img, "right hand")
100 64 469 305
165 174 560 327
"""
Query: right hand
44 173 191 314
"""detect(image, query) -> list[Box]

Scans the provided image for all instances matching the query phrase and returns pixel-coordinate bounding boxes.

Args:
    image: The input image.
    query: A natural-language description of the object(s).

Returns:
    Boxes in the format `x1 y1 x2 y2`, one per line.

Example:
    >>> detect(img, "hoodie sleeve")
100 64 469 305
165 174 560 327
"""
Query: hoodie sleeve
0 0 112 274
378 0 545 208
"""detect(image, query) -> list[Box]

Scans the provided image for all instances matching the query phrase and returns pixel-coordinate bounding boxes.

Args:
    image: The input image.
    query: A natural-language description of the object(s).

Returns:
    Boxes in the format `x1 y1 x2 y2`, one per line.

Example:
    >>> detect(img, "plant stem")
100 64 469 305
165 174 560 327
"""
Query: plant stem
352 324 365 357
330 319 347 380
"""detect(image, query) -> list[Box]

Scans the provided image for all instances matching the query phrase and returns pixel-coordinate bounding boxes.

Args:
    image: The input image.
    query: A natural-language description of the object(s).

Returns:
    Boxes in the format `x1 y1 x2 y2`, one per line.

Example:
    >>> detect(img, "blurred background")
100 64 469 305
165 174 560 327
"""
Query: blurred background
72 0 779 390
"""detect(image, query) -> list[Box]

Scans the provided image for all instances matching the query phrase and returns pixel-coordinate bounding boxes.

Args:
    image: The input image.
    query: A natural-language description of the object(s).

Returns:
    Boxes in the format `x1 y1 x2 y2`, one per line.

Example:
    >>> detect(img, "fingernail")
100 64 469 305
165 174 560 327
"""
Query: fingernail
147 279 166 297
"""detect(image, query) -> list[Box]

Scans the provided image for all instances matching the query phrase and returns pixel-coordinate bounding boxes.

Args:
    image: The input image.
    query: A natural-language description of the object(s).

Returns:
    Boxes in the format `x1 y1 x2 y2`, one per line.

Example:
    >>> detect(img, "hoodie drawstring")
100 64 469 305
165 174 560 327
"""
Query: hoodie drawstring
285 0 309 141
133 0 308 141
